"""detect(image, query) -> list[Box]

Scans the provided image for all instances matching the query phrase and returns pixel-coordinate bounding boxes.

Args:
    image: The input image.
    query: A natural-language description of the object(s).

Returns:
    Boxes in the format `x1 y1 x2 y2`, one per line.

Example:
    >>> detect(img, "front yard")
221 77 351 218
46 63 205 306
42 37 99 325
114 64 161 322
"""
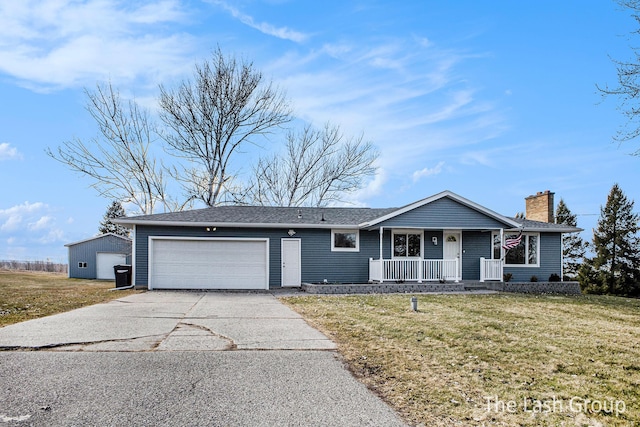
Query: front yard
283 293 640 426
0 270 140 327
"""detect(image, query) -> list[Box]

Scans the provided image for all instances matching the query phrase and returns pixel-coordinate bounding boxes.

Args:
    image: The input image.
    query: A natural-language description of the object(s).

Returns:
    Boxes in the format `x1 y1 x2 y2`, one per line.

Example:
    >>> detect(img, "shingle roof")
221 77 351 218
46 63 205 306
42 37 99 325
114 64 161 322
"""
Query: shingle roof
115 205 398 228
512 218 582 233
114 191 583 233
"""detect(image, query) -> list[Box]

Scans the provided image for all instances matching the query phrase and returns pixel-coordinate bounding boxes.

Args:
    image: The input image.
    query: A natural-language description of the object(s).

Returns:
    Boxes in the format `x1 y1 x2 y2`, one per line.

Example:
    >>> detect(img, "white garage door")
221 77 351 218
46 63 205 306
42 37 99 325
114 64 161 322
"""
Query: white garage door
149 238 269 290
96 253 127 280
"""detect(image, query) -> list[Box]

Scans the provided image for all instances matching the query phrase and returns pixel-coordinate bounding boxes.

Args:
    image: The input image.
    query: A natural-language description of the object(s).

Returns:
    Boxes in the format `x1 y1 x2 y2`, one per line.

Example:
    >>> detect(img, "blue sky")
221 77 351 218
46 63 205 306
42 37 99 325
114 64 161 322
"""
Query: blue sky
1 0 639 262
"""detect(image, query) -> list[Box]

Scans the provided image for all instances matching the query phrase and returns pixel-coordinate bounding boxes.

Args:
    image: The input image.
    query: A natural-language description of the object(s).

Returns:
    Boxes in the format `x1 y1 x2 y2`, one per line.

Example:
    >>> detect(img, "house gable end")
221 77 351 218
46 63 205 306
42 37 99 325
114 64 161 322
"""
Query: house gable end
370 196 513 229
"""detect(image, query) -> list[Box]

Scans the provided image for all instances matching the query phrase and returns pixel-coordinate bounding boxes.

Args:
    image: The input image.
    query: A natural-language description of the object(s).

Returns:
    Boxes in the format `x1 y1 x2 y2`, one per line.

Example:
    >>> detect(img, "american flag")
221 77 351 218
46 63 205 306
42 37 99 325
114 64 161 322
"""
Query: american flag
502 232 523 250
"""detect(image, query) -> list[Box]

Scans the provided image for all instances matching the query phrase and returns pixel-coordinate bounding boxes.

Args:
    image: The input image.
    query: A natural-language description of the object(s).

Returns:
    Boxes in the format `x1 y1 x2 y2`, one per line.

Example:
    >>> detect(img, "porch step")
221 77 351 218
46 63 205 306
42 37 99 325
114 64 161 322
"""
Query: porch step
463 284 488 291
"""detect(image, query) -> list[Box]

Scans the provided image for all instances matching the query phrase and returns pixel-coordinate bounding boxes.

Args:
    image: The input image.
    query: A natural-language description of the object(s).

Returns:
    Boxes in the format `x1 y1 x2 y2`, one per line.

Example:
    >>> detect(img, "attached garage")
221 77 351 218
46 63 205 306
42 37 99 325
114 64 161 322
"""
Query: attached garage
148 237 269 290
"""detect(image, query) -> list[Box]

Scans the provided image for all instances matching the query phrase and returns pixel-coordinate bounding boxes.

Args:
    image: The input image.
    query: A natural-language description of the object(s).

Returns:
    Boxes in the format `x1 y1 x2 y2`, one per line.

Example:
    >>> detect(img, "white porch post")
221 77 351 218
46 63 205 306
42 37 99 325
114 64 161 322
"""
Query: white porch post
455 258 460 283
379 227 384 283
480 257 485 283
560 233 564 282
500 228 505 281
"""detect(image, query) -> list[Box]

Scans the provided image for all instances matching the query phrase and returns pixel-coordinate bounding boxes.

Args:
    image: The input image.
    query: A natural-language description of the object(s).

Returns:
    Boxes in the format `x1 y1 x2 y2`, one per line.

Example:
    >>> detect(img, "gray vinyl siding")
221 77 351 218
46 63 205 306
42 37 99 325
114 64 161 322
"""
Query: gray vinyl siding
461 231 492 280
375 197 509 229
133 226 564 287
423 230 443 259
134 226 380 287
68 235 131 279
300 229 381 284
504 233 562 282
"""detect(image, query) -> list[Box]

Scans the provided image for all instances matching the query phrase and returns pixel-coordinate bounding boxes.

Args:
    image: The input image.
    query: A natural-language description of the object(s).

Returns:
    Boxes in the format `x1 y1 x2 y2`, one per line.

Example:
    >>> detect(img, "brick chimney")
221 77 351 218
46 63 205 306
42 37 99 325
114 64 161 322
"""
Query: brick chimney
525 190 555 223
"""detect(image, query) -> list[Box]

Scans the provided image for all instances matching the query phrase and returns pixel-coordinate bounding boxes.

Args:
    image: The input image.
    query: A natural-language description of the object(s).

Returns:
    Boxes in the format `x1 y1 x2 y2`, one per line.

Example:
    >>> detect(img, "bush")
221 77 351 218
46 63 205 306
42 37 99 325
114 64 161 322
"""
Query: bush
503 273 513 282
549 273 561 282
530 275 538 282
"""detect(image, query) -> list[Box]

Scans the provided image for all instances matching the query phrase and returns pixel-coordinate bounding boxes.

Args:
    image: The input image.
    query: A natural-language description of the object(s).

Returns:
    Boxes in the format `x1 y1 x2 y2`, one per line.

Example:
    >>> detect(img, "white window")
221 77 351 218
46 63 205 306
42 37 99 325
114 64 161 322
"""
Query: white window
492 232 539 266
331 230 359 252
392 231 422 257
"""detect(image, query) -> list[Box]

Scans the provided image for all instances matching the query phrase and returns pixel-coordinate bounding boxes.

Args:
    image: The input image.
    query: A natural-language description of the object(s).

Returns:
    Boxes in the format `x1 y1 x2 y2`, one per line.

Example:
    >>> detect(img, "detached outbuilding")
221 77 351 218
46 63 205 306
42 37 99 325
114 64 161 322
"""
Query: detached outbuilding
65 233 132 280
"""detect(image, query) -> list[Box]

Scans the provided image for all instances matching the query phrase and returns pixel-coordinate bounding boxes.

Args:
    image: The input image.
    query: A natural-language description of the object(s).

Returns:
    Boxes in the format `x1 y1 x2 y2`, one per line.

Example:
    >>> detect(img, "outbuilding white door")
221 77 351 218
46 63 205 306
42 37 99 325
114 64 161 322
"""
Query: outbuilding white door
96 253 127 280
281 239 301 287
149 237 269 290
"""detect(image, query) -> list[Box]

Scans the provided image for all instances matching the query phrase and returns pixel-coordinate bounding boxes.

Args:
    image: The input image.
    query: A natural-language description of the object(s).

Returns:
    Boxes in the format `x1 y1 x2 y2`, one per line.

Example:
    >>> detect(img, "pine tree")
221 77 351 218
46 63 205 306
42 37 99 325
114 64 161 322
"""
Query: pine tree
581 184 640 296
555 199 586 279
99 200 129 237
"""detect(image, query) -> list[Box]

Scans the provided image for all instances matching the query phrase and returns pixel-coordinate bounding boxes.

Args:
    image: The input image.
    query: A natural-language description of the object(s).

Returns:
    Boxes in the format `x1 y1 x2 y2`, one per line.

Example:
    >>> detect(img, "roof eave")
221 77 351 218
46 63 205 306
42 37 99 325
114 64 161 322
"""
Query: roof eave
507 226 584 233
113 219 359 229
64 232 132 247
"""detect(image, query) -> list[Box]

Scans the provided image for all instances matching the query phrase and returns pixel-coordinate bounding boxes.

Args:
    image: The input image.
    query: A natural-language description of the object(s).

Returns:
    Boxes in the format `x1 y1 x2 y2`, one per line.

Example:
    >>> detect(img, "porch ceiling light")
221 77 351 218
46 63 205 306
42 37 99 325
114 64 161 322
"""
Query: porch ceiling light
432 236 438 245
288 229 296 236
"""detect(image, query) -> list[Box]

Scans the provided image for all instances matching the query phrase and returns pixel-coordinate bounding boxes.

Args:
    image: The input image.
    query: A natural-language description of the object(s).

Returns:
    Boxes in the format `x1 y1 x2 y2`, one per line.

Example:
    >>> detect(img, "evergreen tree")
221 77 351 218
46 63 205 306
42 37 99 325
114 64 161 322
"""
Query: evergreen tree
555 199 586 279
99 200 129 237
581 184 640 296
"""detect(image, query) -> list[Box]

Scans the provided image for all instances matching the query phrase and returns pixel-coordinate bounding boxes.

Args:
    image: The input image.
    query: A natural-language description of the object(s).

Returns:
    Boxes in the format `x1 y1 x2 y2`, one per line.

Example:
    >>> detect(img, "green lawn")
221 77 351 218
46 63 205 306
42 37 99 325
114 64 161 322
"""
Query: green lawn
282 293 640 426
0 270 141 327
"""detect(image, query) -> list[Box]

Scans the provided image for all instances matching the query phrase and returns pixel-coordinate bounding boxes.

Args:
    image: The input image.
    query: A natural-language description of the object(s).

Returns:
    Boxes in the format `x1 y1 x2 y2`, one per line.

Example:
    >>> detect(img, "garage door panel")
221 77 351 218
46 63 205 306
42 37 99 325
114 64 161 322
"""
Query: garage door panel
96 253 127 280
150 238 268 290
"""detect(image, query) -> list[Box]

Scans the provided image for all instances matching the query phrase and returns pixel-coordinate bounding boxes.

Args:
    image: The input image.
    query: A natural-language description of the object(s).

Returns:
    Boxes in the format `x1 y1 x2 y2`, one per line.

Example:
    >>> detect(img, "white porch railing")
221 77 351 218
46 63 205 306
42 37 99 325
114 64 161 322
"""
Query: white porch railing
369 258 460 283
480 257 503 282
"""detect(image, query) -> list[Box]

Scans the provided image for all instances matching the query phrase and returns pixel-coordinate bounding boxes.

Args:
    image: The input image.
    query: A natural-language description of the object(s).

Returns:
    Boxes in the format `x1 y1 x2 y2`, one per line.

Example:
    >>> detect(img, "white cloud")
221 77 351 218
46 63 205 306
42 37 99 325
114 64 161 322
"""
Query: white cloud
0 202 65 245
0 202 46 231
37 227 65 244
0 0 196 91
341 167 388 207
208 0 309 43
412 161 445 182
28 215 53 231
0 143 22 160
266 36 505 192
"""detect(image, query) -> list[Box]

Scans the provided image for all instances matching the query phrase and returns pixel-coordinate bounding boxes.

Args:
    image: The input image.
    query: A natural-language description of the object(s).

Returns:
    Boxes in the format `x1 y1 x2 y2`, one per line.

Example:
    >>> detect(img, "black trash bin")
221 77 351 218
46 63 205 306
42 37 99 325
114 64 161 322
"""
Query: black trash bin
114 265 132 288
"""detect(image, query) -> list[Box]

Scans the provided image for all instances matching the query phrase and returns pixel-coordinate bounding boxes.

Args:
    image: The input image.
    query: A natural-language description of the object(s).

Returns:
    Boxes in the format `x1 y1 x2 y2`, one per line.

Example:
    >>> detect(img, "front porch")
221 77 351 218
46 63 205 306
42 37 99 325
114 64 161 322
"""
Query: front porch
368 257 504 283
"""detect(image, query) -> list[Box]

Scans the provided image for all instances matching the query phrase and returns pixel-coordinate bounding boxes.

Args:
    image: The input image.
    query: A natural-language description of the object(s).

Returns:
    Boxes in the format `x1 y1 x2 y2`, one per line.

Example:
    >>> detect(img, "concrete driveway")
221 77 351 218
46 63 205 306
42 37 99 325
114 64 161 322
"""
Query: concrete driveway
0 291 407 426
0 292 336 351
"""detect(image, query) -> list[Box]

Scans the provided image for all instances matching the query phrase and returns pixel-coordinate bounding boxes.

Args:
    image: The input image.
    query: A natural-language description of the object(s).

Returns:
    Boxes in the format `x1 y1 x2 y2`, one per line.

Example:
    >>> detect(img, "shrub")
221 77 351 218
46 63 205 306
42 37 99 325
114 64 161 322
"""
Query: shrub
549 273 561 282
530 275 538 282
503 273 513 282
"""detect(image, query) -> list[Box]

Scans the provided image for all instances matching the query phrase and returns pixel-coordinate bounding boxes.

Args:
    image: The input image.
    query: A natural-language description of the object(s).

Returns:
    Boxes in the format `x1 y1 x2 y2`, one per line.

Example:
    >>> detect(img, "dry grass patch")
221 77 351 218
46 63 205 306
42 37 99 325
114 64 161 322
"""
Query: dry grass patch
0 270 141 327
283 293 640 426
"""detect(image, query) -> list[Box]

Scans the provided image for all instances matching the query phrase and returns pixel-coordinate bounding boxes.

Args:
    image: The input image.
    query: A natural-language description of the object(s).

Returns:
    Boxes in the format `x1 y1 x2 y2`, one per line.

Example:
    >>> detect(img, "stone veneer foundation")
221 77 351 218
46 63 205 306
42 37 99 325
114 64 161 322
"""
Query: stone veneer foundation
301 281 581 295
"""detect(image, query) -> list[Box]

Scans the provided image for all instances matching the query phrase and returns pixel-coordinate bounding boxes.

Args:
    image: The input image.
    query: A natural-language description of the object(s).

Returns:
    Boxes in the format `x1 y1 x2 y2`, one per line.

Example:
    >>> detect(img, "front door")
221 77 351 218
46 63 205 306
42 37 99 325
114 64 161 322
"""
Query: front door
443 231 462 280
281 239 301 287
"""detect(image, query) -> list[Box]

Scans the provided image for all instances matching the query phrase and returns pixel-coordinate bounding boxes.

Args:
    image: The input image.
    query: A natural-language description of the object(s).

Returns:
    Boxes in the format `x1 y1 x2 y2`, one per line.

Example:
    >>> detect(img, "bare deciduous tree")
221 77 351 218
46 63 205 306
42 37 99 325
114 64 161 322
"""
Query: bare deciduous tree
158 47 293 206
599 0 640 151
246 123 378 207
47 82 174 214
